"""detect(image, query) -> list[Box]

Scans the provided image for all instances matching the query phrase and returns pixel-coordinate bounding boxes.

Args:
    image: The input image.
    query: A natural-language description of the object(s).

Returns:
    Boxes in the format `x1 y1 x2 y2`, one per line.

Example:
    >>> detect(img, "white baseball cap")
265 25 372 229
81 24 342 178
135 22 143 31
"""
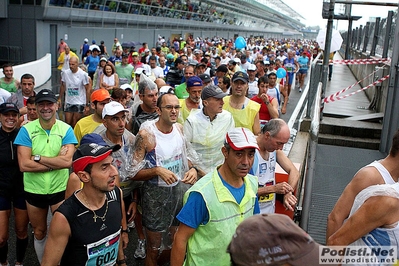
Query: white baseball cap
90 45 101 52
120 84 133 91
247 64 256 71
225 128 259 150
102 101 129 119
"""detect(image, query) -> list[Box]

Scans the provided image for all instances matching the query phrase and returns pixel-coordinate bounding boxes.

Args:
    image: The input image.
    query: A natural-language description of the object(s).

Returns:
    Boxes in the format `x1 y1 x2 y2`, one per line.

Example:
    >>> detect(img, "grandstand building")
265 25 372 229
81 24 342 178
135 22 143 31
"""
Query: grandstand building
0 0 307 65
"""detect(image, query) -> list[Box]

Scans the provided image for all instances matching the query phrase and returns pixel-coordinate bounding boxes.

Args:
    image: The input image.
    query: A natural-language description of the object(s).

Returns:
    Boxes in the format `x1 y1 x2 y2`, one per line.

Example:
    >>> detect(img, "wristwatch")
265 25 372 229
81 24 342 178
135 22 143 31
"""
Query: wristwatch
34 155 41 162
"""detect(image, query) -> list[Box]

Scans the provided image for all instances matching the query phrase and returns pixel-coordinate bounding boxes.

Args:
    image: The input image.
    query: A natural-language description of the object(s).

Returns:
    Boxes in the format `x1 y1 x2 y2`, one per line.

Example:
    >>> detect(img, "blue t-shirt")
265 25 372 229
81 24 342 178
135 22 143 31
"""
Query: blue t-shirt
298 56 309 71
84 55 100 73
14 125 77 147
177 172 260 229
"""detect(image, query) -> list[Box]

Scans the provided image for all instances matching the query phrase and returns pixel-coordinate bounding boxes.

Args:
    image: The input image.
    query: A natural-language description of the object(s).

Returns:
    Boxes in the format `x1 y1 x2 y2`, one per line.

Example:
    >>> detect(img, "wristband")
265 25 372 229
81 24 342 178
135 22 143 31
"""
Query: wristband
190 166 199 173
121 228 129 233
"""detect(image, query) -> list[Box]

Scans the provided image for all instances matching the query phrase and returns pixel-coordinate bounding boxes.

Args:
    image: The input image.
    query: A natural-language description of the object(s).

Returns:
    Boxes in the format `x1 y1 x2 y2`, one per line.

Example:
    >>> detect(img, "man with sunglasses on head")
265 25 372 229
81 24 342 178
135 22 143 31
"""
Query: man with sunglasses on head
131 91 198 266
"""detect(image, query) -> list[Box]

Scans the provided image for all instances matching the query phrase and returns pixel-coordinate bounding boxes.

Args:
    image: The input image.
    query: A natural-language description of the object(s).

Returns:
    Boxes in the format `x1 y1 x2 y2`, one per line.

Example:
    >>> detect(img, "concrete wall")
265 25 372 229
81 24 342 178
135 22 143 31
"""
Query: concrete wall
0 53 52 88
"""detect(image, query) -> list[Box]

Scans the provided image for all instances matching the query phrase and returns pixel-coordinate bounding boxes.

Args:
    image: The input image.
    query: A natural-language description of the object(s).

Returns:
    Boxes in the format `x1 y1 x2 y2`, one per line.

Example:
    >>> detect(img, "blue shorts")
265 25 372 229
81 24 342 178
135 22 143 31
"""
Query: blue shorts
298 69 308 74
0 195 27 210
287 73 295 85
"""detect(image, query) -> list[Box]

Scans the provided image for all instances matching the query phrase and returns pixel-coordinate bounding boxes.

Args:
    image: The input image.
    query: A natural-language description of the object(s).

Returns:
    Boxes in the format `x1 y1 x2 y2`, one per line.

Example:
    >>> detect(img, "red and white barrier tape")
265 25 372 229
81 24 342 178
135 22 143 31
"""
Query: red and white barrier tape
323 67 384 103
329 58 390 65
324 75 389 103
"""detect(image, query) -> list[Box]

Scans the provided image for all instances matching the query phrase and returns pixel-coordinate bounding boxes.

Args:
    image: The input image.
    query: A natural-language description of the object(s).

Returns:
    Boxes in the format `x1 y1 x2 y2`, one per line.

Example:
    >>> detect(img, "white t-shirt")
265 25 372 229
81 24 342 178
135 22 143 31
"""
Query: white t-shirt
61 68 89 105
151 66 164 79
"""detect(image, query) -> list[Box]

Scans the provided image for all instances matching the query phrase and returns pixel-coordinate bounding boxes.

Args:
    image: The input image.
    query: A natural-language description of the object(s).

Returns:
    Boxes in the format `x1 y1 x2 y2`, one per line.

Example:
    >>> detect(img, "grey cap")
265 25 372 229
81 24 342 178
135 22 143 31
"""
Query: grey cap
201 84 227 100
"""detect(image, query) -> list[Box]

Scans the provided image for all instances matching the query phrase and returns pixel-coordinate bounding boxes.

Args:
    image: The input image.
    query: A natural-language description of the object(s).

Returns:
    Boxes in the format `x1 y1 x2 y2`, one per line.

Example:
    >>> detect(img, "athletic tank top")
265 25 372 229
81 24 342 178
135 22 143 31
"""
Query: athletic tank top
147 123 185 187
251 150 276 214
283 58 295 73
57 188 122 266
366 160 395 184
347 183 399 266
0 78 17 93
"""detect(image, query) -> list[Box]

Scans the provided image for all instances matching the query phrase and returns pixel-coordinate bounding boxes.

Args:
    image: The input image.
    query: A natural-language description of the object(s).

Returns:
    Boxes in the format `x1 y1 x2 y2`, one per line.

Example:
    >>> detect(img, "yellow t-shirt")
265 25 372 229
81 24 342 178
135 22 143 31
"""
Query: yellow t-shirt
223 96 260 133
73 114 102 146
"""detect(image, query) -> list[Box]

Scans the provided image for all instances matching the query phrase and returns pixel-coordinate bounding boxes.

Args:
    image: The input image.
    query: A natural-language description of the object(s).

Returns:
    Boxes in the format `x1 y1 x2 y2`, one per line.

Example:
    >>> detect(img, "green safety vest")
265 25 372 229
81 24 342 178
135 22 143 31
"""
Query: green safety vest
23 119 71 194
183 169 258 266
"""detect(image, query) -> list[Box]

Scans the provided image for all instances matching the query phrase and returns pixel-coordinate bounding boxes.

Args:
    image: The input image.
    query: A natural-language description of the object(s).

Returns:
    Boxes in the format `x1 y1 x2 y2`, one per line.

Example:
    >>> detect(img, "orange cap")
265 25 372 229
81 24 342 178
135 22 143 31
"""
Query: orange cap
91 89 110 102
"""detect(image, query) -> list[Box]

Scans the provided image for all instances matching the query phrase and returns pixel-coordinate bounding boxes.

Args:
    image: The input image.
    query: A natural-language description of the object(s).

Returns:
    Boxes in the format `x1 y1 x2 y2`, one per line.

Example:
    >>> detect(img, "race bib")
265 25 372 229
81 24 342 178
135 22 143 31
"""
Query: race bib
86 230 120 266
67 87 79 96
259 180 275 203
157 153 183 186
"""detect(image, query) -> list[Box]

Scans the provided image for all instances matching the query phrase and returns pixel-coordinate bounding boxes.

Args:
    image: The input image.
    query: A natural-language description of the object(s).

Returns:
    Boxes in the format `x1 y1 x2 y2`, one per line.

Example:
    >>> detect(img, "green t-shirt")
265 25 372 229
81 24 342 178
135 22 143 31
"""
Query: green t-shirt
115 64 134 84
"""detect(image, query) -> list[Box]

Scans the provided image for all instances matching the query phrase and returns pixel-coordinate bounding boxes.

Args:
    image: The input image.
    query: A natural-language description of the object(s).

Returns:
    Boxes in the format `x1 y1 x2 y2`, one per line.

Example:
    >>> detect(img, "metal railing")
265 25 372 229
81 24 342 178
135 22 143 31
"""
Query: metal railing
299 81 323 231
342 10 397 59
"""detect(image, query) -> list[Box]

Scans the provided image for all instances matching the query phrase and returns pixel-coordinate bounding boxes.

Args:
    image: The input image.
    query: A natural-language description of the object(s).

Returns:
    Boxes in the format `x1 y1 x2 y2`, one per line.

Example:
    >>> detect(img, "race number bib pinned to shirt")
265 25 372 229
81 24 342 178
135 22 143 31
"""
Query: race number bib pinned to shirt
67 87 80 96
86 230 120 266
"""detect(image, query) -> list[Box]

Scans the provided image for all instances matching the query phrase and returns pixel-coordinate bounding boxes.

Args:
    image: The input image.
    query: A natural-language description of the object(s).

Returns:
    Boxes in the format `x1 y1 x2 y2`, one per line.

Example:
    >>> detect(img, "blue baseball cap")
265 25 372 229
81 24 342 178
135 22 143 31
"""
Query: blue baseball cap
186 76 203 88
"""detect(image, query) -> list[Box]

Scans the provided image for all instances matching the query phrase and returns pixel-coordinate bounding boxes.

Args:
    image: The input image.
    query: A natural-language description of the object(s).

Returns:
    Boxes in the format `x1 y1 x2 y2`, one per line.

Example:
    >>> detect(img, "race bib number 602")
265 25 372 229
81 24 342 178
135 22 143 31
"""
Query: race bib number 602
86 230 120 266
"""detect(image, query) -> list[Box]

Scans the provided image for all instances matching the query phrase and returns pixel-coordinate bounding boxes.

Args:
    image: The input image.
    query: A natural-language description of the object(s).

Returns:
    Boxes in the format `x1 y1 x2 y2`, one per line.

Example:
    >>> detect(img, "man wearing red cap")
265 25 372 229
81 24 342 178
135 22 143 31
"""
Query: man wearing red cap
42 143 128 266
171 127 260 266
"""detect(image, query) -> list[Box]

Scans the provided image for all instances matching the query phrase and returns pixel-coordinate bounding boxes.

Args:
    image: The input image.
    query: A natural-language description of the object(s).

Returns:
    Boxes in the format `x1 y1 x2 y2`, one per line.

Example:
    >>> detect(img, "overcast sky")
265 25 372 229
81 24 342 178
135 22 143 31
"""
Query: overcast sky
282 0 398 30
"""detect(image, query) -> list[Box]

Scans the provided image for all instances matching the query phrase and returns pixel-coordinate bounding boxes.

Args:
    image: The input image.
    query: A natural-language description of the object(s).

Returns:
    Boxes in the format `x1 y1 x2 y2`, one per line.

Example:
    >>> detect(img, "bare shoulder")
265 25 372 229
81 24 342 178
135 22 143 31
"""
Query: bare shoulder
351 165 384 190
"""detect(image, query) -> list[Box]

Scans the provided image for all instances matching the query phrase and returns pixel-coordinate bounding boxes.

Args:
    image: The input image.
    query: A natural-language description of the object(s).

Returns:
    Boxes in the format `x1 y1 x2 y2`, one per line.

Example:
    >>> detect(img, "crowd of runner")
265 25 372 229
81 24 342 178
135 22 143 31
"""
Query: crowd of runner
0 35 322 265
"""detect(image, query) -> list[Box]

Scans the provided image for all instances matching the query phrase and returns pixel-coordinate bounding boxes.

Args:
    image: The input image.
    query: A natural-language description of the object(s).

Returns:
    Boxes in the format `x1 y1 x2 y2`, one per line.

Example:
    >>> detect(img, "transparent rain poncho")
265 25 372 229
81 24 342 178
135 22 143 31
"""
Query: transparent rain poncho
130 73 159 135
183 109 235 175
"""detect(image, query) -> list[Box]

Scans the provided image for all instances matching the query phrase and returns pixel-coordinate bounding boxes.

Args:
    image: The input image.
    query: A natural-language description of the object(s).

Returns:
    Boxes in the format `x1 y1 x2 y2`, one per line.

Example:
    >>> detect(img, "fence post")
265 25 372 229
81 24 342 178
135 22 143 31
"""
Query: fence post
370 18 380 56
357 25 363 50
382 11 394 59
362 22 370 53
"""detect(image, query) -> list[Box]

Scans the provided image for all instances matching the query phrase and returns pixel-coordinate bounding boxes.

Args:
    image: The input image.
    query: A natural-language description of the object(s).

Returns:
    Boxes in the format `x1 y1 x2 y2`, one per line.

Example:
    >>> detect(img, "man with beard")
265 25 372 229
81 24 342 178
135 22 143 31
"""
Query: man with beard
178 76 203 124
41 142 127 266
